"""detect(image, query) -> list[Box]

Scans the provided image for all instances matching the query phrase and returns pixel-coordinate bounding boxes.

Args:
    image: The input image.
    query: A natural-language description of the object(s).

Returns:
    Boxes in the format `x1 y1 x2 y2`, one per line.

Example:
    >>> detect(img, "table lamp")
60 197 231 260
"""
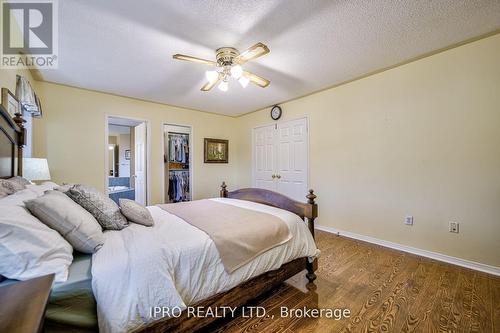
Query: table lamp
23 158 51 183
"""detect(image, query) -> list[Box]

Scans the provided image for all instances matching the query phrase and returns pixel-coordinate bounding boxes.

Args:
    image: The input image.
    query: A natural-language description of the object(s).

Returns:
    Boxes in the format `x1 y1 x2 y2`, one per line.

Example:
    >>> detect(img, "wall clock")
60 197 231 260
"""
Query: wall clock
271 105 282 120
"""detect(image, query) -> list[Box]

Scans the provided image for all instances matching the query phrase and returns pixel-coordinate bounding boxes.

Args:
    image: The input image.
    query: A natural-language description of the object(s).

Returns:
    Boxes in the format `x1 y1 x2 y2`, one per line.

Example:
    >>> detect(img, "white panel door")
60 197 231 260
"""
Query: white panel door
134 123 147 205
276 118 308 202
253 124 277 191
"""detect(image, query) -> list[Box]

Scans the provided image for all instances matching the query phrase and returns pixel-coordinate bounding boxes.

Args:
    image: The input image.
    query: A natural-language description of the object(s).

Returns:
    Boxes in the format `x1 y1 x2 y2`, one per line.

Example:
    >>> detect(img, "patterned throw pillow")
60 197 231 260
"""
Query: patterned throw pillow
66 184 128 230
119 199 154 227
0 179 25 195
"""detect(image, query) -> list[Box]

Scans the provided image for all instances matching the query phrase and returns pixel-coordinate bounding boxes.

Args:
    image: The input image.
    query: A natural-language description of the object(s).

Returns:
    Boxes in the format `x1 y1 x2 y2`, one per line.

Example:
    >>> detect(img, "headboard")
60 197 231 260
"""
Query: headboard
0 105 25 179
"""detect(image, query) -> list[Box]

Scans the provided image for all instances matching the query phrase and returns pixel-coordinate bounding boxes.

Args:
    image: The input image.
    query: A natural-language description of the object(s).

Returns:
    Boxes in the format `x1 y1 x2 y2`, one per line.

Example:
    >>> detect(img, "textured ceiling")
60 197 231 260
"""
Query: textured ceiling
38 0 500 116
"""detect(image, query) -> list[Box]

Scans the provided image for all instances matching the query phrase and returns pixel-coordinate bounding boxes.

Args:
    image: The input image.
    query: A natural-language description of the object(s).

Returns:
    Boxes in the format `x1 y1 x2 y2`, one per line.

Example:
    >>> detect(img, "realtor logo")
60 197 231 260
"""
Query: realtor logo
1 0 58 68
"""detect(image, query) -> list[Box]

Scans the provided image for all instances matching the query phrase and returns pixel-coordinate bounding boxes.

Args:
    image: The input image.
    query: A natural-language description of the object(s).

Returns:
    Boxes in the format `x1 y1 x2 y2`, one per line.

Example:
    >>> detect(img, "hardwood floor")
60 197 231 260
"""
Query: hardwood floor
206 230 500 333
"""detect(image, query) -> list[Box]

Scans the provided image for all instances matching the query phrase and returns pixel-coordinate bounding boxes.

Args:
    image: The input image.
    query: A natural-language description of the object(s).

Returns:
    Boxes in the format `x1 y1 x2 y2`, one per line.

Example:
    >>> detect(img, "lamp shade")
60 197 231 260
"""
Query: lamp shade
23 158 51 181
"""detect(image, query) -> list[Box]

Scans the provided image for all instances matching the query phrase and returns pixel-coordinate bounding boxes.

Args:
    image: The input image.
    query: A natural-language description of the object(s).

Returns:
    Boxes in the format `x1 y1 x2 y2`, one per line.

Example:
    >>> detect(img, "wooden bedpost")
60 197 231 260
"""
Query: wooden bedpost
220 181 228 198
13 113 26 176
306 189 317 239
306 189 318 283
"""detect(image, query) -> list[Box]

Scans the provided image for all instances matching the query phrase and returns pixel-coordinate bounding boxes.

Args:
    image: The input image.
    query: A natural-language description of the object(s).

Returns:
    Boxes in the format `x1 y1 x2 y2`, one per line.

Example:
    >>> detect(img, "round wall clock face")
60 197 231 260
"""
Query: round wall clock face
271 105 282 120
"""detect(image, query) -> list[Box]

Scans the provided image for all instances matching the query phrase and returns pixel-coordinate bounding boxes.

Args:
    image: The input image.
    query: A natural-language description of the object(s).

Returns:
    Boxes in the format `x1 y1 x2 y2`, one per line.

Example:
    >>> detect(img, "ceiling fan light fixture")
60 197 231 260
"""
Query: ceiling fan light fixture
238 76 249 88
218 80 228 92
205 70 219 83
173 42 270 92
230 65 243 79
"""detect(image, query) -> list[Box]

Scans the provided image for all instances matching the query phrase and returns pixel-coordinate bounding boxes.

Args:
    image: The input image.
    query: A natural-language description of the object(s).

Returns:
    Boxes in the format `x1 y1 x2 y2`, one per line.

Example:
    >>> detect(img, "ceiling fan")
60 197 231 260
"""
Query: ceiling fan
173 42 270 92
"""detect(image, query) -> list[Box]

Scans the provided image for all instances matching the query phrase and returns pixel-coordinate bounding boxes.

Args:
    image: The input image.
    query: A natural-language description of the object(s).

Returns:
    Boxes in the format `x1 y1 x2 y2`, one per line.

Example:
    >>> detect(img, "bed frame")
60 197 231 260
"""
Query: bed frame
0 104 25 179
0 110 318 333
138 183 318 333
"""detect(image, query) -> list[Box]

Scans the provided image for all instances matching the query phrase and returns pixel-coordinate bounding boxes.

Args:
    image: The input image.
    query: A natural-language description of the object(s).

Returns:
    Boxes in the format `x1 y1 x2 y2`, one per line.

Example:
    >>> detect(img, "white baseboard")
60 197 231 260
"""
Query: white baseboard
315 224 500 276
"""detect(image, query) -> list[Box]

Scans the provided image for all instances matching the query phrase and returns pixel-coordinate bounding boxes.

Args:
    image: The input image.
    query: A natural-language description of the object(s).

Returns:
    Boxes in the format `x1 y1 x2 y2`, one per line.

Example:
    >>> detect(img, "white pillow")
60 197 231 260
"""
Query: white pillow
25 181 59 196
0 205 73 282
0 188 38 207
25 191 104 254
0 182 59 207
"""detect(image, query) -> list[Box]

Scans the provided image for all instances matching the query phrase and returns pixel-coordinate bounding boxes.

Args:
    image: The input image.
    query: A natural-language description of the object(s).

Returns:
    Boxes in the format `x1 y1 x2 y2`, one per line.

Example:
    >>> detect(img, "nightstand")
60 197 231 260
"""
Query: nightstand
0 274 54 333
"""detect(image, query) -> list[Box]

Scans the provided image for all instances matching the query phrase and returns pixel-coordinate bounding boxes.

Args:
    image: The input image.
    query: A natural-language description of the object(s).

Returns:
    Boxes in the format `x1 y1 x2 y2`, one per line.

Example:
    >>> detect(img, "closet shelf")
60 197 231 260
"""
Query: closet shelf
168 132 189 136
169 168 189 171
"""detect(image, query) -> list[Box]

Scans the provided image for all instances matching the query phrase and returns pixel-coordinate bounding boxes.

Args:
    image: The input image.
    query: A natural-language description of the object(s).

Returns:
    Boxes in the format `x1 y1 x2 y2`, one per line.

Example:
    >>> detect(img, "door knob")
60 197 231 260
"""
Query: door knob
276 175 281 179
272 174 276 179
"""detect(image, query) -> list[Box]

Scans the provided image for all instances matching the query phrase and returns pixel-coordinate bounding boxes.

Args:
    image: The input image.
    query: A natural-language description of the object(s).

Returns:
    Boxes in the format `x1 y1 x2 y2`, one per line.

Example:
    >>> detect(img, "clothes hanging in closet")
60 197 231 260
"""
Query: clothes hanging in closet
168 134 189 163
168 172 189 202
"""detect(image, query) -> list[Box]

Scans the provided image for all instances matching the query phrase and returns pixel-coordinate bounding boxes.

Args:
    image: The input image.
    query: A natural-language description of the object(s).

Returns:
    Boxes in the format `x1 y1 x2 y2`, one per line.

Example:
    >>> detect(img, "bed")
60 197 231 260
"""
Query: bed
0 108 319 333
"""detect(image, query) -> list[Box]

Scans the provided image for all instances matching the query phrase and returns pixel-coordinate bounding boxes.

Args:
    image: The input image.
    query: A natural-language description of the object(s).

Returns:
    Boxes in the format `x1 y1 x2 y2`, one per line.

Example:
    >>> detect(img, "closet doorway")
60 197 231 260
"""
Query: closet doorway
106 116 150 205
252 117 309 202
164 124 192 203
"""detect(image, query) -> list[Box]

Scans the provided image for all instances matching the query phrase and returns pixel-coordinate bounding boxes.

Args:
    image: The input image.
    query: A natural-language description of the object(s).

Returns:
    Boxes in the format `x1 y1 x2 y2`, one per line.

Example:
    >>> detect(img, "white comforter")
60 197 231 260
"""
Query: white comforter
92 198 319 333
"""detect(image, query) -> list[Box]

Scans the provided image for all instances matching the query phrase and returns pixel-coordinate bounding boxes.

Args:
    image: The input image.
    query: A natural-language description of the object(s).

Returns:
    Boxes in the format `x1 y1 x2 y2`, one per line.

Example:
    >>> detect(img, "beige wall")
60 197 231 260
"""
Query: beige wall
32 82 239 204
2 34 498 268
236 34 500 267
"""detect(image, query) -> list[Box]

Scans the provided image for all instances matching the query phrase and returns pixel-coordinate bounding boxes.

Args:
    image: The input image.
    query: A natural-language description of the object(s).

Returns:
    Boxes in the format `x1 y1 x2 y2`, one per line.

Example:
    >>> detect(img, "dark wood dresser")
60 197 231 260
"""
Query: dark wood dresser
0 274 54 333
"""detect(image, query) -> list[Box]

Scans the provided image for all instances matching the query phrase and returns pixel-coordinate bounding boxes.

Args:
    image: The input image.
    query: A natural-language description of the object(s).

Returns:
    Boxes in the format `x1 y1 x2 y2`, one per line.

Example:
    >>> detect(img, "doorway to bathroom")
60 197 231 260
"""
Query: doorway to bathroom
106 116 150 205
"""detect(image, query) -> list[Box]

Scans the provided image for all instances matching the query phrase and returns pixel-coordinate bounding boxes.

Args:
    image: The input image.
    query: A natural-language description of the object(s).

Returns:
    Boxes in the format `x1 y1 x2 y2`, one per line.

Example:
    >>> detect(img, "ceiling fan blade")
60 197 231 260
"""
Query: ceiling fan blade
201 77 221 91
173 54 216 66
243 71 270 88
236 42 270 64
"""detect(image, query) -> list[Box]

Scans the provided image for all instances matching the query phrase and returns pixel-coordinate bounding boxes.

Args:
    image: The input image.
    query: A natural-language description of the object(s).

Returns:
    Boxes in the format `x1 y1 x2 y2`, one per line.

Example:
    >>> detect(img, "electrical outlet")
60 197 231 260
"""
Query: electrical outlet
404 216 413 225
449 222 459 233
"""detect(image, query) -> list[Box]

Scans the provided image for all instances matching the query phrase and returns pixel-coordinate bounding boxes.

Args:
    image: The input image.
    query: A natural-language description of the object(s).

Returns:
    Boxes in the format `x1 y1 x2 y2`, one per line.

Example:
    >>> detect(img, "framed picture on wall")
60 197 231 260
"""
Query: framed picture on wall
204 138 228 163
1 88 20 118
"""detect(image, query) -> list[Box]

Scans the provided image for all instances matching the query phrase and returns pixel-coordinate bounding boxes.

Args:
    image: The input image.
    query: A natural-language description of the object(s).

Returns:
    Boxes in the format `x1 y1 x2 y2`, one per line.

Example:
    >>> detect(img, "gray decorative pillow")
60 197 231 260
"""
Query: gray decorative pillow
0 179 25 195
25 191 104 253
119 199 154 227
66 184 128 230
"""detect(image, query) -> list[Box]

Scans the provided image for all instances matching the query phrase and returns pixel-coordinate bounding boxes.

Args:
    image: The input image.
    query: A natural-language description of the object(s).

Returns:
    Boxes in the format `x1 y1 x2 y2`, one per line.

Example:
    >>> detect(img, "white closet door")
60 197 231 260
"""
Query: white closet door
253 124 277 191
134 123 147 205
276 118 308 202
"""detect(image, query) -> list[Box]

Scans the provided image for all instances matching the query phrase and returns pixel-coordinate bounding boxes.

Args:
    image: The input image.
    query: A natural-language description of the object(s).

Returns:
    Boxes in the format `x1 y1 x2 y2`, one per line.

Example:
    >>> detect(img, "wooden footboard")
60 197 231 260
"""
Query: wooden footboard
136 184 318 333
138 257 307 333
220 182 317 236
220 182 318 283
